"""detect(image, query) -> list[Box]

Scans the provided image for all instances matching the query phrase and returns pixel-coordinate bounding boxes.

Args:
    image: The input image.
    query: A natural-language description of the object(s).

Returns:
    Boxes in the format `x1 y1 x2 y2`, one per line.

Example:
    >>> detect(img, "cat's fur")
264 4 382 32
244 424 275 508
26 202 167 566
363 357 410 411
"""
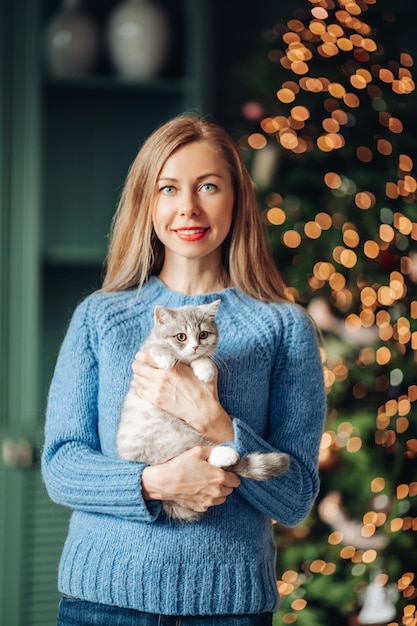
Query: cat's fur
117 300 290 522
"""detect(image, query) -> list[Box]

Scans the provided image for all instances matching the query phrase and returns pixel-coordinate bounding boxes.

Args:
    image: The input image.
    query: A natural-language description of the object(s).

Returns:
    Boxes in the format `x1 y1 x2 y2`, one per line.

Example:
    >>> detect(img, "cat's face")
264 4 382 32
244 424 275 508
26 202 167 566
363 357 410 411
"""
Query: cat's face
152 301 220 364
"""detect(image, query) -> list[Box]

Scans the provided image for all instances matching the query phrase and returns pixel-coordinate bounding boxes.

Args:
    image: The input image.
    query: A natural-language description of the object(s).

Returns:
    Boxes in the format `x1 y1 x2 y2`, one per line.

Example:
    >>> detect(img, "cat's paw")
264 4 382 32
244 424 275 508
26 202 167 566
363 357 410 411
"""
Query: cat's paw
153 353 175 370
208 446 240 468
191 358 214 382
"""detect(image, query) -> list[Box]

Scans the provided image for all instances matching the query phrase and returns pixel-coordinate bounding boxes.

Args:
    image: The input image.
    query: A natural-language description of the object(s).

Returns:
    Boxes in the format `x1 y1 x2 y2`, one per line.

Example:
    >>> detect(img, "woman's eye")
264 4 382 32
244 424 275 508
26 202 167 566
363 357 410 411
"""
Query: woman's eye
175 333 187 342
200 183 216 193
199 331 209 340
161 186 176 195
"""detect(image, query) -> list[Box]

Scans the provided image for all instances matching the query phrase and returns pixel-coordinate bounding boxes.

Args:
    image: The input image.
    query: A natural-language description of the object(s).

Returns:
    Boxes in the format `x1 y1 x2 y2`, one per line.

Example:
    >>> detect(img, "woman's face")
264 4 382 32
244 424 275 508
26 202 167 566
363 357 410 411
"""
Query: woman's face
152 141 235 268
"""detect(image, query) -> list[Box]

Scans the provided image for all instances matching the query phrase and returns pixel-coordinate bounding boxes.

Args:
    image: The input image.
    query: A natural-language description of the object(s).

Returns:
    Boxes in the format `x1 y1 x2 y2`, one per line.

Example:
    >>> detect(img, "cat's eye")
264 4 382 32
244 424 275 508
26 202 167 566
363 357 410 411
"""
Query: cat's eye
175 333 187 342
199 331 209 340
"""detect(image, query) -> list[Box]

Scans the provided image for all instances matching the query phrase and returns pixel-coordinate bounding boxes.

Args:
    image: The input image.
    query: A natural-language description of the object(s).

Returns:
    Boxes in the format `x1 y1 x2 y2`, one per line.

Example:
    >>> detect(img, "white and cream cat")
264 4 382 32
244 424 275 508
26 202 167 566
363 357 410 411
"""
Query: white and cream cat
117 300 289 521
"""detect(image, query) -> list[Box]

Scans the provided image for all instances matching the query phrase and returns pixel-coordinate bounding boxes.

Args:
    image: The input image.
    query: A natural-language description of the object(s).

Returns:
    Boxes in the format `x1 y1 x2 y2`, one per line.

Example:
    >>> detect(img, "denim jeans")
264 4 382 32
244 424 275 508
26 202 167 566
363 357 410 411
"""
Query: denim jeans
57 597 273 626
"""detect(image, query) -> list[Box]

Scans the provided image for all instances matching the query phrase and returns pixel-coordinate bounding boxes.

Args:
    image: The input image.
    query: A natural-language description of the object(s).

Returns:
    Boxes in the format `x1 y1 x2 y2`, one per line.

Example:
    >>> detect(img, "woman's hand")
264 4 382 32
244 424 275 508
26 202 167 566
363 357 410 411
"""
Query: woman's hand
141 446 240 512
132 351 235 443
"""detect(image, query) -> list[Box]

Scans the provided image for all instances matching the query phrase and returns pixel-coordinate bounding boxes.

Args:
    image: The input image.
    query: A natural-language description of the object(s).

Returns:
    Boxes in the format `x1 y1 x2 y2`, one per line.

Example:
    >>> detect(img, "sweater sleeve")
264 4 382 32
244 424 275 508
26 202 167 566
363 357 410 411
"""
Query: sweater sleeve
41 297 161 522
231 305 327 527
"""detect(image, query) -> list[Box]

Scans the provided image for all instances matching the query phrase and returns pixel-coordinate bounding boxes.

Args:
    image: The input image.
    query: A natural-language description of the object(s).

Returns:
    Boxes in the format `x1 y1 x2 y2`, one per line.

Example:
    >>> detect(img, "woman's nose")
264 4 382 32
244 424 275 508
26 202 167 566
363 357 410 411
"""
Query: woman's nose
178 191 200 217
178 205 199 217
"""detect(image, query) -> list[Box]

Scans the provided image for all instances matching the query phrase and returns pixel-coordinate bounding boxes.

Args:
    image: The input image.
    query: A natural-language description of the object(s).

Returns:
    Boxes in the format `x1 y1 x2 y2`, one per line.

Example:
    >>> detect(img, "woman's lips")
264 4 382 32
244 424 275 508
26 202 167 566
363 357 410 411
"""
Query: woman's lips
174 227 209 241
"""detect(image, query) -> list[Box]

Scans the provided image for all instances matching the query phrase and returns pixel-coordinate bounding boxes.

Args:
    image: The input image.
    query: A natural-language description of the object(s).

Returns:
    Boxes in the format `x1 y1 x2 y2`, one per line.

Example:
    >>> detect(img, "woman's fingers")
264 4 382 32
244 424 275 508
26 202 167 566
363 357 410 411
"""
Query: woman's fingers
142 446 240 511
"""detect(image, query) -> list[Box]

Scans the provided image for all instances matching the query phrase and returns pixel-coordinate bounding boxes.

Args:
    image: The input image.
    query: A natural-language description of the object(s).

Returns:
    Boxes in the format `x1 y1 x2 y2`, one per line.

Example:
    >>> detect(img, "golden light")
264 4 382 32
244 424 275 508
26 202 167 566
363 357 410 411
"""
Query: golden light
314 261 335 280
391 518 404 532
282 570 299 584
389 117 404 133
328 82 346 98
371 477 386 492
363 240 379 259
280 130 299 149
395 214 413 235
362 550 377 564
324 172 342 189
267 207 286 225
360 287 377 306
337 37 354 52
397 484 409 499
277 581 295 596
291 61 310 75
260 118 278 134
379 68 394 83
305 221 322 239
346 437 362 453
350 74 367 89
355 191 376 209
247 133 267 149
291 105 310 121
311 7 328 20
340 546 356 559
310 19 326 36
399 154 414 171
315 212 333 229
376 346 391 365
282 230 302 248
375 574 389 586
328 531 343 545
343 92 360 107
340 249 357 268
343 228 360 247
379 224 395 242
377 138 393 155
291 599 307 611
277 88 296 103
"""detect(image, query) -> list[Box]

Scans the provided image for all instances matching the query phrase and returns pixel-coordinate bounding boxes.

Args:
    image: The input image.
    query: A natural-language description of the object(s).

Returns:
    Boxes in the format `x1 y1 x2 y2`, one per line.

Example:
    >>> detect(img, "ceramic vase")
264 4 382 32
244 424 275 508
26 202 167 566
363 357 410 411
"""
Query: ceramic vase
106 0 171 80
44 0 100 77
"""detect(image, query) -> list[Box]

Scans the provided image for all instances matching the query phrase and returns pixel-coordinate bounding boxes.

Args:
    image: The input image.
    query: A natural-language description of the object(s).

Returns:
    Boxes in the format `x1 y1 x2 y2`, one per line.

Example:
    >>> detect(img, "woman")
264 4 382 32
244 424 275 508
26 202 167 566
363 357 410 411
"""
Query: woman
42 115 326 626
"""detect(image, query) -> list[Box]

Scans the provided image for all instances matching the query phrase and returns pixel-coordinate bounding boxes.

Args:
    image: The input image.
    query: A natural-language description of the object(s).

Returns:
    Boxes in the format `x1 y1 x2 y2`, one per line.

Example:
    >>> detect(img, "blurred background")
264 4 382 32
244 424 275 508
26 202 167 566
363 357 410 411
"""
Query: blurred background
0 0 416 624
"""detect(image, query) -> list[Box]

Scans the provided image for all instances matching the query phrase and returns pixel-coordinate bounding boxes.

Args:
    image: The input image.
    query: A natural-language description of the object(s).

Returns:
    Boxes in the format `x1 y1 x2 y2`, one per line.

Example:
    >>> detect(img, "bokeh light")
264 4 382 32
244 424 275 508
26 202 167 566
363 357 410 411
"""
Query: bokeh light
240 0 417 623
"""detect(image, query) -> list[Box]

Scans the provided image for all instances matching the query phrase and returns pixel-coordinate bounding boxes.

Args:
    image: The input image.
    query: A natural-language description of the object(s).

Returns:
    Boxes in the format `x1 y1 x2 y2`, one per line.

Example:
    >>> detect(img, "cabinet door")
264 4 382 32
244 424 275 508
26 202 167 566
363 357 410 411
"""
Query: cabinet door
1 1 215 624
0 1 71 624
0 462 70 626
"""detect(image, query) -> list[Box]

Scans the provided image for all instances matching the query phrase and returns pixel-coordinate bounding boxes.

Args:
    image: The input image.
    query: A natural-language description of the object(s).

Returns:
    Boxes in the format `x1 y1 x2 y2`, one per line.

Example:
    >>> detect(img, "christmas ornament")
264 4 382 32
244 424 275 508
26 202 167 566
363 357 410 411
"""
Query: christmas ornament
358 580 398 624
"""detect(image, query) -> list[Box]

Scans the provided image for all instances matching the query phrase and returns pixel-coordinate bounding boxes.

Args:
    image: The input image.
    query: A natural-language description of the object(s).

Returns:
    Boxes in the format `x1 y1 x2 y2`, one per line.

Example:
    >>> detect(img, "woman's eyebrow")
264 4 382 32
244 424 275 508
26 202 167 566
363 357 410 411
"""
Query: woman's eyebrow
158 173 223 182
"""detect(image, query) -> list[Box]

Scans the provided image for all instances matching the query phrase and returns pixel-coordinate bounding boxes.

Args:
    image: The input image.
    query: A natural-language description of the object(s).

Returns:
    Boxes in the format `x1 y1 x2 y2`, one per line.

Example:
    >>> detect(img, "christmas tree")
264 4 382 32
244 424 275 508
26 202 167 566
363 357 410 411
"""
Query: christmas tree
230 1 417 624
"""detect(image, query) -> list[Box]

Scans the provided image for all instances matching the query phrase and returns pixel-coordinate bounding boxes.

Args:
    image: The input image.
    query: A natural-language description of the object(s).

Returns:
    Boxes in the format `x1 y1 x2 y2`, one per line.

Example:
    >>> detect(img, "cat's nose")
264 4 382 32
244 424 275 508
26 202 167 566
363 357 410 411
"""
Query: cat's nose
192 346 199 352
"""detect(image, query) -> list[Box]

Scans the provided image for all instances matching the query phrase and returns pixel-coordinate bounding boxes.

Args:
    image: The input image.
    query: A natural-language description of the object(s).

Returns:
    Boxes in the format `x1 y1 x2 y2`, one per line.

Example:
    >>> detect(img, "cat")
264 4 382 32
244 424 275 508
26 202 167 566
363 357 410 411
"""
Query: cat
117 300 290 522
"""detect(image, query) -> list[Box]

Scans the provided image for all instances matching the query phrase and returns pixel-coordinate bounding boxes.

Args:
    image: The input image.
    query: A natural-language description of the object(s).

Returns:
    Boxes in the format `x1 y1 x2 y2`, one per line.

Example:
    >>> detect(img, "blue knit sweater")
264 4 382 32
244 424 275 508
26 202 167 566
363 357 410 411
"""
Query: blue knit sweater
42 277 326 616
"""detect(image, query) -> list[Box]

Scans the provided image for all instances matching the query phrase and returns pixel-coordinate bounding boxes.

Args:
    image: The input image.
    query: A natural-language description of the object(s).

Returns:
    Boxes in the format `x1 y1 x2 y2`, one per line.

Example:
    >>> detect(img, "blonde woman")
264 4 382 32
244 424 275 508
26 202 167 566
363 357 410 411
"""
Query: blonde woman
42 115 326 626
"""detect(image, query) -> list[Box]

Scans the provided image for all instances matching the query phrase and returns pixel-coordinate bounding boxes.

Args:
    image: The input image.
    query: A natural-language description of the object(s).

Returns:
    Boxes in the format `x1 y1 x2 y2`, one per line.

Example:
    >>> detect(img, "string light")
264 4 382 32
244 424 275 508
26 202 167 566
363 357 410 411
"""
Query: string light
246 0 417 622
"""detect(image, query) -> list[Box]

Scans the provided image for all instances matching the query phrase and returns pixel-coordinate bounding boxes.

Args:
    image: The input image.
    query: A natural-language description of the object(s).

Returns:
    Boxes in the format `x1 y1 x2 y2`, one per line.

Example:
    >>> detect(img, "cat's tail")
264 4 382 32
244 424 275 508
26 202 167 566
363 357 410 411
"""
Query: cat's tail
231 452 290 481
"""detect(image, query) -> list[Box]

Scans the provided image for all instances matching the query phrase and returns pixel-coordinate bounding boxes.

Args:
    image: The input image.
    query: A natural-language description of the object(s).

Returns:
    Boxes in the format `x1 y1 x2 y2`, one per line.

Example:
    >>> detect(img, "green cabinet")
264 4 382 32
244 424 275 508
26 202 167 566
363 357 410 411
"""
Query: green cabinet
0 1 214 623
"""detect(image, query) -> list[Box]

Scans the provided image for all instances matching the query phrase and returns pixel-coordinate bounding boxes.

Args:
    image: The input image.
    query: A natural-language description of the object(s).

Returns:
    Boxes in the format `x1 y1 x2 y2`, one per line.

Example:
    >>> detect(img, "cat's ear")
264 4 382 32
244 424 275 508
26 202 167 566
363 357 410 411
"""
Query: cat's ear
154 305 175 325
204 299 221 318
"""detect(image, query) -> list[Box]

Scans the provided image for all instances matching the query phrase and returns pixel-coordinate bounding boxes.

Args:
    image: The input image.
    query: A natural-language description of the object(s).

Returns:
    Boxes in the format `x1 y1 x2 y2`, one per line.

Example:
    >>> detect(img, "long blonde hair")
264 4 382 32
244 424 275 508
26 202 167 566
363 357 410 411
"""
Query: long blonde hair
102 114 289 302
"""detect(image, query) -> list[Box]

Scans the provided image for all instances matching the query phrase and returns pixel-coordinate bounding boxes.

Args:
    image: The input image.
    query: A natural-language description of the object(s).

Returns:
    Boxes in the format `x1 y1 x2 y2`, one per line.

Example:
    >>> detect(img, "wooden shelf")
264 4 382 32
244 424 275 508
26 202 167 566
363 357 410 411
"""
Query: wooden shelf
43 246 106 267
43 74 188 94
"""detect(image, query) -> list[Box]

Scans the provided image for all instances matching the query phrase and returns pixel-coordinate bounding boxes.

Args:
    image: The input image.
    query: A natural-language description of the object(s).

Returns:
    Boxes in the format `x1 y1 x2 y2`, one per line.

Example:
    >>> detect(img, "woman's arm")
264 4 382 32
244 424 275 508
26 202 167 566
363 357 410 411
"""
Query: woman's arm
133 354 235 443
41 298 162 521
227 306 327 526
42 297 239 521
